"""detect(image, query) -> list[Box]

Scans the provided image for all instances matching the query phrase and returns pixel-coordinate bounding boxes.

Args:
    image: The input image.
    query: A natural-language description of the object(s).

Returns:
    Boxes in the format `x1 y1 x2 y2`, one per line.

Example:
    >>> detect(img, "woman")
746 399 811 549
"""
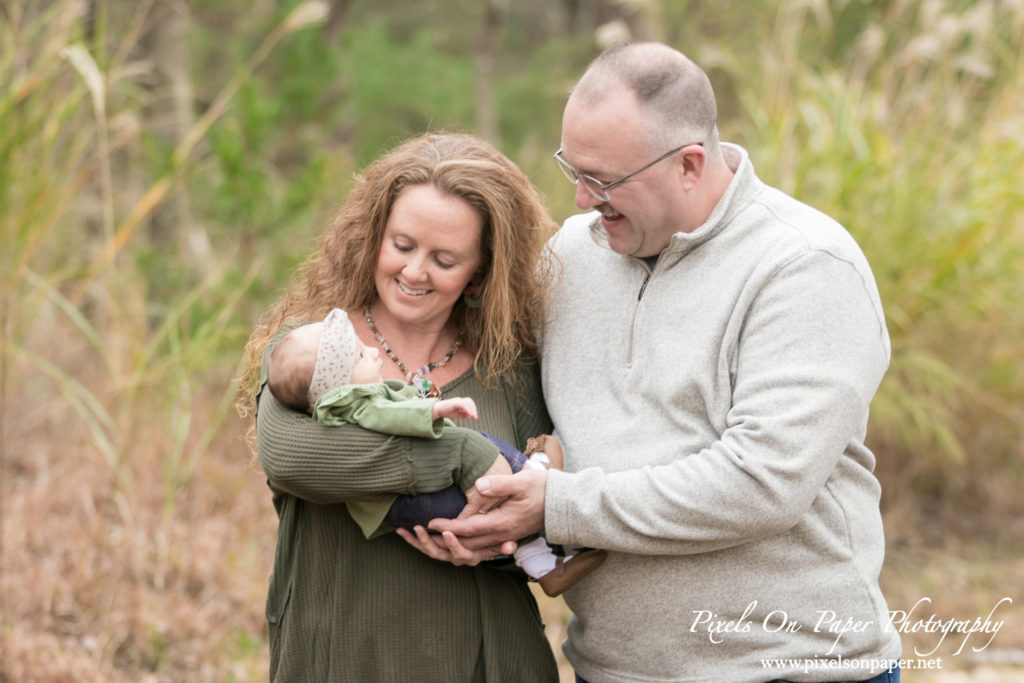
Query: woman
237 133 560 681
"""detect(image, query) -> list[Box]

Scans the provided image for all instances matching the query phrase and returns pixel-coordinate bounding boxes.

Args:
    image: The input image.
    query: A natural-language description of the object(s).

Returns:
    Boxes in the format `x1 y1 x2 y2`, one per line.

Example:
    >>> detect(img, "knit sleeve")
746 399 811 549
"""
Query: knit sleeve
256 336 499 504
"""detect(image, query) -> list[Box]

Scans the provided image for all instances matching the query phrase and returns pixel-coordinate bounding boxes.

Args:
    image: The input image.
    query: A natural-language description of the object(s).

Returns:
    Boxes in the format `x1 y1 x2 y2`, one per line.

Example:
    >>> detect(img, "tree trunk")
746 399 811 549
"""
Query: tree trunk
475 0 506 145
325 0 353 42
149 0 210 262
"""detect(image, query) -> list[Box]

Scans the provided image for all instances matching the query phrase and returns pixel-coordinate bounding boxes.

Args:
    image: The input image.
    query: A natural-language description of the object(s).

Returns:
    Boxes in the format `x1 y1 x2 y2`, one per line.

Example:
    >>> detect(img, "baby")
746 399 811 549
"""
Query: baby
266 308 606 597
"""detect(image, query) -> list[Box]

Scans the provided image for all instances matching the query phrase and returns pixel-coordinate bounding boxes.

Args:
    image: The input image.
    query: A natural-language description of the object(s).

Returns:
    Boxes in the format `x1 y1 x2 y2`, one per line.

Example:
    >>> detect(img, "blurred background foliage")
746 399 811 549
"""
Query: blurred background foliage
2 0 1023 679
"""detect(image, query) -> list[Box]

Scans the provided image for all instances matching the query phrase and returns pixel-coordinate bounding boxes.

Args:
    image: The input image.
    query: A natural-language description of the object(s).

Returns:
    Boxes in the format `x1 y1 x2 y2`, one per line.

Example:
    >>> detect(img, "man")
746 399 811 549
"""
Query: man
432 43 901 682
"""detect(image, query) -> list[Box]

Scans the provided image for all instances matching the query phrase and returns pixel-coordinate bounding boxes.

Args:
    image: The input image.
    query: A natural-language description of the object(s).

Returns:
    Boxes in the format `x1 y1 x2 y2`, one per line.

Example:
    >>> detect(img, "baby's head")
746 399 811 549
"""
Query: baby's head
268 308 382 412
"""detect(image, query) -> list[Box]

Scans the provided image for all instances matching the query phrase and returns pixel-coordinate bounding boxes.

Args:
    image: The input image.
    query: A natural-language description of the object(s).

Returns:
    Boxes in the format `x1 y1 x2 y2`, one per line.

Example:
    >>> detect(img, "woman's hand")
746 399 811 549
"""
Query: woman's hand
396 525 515 566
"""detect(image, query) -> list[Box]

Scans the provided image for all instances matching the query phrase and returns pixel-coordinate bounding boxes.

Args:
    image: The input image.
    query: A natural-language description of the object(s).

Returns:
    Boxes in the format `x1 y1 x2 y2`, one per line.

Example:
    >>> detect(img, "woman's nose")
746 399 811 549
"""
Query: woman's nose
402 256 427 280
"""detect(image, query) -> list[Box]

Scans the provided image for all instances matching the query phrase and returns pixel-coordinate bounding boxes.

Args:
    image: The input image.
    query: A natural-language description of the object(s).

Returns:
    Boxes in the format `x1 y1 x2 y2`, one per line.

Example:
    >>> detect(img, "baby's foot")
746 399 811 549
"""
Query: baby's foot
524 434 564 471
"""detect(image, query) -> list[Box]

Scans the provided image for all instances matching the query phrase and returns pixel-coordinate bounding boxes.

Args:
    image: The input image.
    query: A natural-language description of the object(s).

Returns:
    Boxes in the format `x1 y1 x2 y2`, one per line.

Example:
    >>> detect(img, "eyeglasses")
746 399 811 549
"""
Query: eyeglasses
553 142 703 202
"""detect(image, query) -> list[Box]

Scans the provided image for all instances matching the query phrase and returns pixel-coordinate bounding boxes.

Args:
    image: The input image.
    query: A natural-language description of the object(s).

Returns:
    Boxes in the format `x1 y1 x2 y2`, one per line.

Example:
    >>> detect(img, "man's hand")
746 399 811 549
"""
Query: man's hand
429 468 548 550
461 451 512 516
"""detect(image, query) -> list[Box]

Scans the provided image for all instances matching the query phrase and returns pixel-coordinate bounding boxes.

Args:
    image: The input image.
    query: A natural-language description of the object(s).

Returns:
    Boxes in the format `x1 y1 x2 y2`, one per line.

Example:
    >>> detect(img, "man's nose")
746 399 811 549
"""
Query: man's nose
575 183 601 210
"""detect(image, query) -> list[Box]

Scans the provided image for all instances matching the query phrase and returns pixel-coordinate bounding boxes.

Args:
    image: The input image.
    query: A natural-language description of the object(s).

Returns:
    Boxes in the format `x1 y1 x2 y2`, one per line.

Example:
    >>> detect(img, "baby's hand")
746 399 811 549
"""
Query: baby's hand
432 396 478 421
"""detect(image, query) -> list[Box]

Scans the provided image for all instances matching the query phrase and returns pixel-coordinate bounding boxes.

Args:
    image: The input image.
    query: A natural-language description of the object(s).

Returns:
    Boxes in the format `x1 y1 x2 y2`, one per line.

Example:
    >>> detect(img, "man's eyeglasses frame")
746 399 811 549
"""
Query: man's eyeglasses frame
553 142 704 202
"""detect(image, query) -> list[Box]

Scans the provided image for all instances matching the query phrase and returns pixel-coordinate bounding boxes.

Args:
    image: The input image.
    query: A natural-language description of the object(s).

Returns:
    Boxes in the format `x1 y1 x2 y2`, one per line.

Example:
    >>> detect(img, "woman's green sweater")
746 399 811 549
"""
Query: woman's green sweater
257 355 558 682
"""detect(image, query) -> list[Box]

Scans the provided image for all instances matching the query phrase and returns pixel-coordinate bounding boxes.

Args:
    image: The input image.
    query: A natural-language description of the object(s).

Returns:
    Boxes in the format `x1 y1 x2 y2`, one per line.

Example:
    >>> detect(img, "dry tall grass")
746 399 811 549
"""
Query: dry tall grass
2 2 322 679
2 0 1023 680
726 0 1024 533
2 386 274 681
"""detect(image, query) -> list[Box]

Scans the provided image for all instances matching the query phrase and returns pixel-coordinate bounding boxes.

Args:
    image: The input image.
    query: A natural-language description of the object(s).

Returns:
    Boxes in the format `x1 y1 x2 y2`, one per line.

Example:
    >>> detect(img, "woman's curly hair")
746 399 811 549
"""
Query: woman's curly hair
235 132 559 440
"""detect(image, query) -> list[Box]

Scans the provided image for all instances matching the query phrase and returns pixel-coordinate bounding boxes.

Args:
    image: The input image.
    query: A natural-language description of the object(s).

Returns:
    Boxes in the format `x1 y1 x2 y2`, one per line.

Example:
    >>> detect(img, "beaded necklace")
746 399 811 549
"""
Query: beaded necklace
363 308 461 398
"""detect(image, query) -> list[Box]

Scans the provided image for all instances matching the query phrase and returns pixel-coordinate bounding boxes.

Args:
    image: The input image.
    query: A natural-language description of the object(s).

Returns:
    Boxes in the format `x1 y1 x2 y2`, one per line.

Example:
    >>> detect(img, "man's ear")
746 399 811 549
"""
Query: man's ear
678 144 706 191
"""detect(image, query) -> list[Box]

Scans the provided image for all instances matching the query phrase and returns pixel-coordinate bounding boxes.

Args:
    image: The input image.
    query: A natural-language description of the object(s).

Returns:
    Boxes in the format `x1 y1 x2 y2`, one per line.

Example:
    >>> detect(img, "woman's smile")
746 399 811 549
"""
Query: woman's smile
395 280 431 297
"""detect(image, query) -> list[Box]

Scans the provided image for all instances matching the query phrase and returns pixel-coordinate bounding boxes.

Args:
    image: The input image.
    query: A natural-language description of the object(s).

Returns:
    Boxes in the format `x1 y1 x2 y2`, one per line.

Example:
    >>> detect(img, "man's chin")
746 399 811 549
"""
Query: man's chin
602 223 634 254
605 233 637 256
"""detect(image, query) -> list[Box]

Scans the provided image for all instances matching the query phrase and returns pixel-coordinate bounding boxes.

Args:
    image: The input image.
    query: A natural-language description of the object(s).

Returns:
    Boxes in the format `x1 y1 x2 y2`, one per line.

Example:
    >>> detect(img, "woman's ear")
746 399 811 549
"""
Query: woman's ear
463 271 485 308
463 270 485 297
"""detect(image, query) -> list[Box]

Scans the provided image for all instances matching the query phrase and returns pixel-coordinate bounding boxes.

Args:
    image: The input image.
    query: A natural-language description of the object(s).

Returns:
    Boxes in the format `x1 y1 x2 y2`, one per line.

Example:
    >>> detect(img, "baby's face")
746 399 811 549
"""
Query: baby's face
350 336 384 384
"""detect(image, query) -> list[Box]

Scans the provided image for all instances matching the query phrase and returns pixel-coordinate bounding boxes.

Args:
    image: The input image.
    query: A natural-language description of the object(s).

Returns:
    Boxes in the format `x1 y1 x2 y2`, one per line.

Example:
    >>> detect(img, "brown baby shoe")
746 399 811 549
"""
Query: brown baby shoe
537 548 608 597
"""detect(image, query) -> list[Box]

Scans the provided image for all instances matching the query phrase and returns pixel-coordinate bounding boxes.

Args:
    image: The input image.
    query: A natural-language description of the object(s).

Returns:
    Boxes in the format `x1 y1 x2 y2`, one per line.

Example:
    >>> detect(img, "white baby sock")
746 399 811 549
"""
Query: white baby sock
514 537 557 578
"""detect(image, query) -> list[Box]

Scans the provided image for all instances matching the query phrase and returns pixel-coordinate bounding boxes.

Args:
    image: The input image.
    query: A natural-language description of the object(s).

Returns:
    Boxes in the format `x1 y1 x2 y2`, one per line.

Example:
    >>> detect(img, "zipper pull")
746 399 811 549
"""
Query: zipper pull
637 272 651 301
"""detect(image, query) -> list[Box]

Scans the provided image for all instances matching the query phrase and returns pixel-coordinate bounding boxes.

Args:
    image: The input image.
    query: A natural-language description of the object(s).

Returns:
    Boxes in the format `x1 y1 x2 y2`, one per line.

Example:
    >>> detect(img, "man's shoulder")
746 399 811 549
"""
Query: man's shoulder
550 212 611 264
746 186 866 263
552 212 598 244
